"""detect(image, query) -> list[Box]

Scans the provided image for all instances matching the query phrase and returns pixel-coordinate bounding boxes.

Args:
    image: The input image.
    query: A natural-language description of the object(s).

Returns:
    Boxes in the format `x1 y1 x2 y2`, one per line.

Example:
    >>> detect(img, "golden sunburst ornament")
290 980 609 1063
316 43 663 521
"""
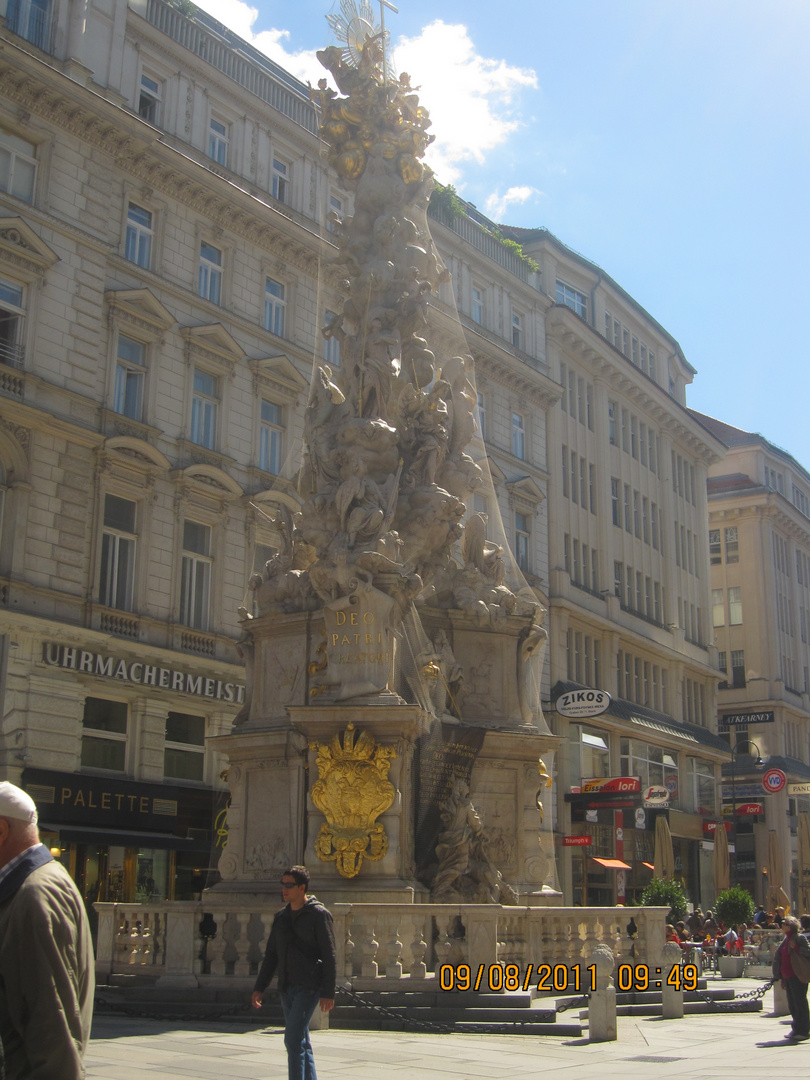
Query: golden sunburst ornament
326 0 395 71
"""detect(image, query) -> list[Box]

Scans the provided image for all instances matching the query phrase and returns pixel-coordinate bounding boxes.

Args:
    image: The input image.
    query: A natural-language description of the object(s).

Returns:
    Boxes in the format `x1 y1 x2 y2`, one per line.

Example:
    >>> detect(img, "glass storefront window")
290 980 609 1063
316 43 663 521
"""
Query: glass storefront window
620 737 679 808
686 757 716 815
569 724 610 786
136 848 169 902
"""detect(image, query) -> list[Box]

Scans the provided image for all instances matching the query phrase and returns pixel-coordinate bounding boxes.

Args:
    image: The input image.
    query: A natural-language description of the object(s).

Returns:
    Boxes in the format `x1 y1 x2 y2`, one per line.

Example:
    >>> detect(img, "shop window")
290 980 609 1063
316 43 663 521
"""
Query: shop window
164 711 205 782
81 697 127 772
99 494 136 610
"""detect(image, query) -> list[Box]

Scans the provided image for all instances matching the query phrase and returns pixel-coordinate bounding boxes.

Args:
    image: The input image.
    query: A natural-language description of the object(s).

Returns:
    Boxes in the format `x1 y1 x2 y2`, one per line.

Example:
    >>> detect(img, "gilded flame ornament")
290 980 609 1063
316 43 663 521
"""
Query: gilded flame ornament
310 723 396 877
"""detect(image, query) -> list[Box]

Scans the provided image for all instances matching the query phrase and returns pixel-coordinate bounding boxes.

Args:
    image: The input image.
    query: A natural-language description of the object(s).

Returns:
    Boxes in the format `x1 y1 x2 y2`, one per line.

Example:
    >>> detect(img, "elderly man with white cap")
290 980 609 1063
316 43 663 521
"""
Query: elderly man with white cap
0 781 94 1079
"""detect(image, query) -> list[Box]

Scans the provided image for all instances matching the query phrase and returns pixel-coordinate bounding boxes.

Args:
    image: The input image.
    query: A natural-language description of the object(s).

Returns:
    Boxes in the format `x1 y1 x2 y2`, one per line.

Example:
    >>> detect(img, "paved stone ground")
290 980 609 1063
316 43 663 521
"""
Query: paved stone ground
86 981 810 1080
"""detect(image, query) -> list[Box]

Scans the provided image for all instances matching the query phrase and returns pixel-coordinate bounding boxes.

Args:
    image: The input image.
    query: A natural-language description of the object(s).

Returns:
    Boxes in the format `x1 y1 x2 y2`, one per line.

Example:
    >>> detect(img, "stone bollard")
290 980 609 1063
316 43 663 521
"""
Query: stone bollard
588 943 617 1042
772 979 790 1017
660 941 684 1019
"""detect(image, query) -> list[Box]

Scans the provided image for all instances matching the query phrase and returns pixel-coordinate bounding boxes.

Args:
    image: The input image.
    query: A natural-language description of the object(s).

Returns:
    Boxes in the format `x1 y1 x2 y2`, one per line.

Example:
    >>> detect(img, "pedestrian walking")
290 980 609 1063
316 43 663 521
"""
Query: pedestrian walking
772 914 810 1041
0 781 94 1079
252 866 336 1080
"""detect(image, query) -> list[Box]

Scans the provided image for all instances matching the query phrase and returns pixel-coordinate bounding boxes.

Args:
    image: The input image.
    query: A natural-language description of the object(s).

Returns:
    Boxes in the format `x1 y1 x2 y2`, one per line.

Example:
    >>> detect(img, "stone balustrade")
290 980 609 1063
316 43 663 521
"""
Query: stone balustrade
95 901 667 989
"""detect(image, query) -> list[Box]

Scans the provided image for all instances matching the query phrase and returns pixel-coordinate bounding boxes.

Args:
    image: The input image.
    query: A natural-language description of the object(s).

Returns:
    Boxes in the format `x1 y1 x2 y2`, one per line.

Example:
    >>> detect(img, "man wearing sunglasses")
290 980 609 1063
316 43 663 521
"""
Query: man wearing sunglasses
251 865 336 1080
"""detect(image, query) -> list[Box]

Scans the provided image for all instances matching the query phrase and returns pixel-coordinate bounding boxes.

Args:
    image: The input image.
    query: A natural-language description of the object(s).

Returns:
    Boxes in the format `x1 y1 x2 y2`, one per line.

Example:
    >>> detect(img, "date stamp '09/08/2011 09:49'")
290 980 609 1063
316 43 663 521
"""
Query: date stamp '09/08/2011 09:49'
438 963 700 993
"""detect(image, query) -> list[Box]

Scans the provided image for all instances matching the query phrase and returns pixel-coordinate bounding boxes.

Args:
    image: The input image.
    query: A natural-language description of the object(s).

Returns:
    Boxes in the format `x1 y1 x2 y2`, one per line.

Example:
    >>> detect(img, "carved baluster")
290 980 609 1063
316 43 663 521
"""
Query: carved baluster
432 912 454 972
383 913 403 980
233 911 252 977
359 912 379 978
344 913 355 979
208 909 229 977
129 909 145 966
408 914 428 979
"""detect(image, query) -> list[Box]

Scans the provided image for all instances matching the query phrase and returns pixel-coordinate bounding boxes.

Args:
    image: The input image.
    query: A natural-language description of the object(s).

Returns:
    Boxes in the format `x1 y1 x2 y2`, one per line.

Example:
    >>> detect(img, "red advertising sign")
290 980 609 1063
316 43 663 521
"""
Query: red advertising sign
722 803 764 816
581 777 641 794
562 835 593 846
704 820 732 834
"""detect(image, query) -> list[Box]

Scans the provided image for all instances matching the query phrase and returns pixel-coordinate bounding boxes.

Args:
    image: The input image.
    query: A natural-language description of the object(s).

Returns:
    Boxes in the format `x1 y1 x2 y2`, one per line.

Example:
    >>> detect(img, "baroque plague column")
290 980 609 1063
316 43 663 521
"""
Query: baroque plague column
210 20 560 905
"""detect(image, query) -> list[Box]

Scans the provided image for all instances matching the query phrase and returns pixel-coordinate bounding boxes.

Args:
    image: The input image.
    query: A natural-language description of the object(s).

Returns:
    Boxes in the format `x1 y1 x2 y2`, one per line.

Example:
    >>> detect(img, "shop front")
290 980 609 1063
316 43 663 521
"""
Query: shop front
21 768 229 916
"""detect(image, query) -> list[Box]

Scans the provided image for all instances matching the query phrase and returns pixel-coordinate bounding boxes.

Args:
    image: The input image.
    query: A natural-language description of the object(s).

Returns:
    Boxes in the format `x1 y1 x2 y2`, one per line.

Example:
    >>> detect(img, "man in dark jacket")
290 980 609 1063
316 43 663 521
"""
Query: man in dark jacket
772 915 810 1041
252 865 336 1080
0 781 94 1079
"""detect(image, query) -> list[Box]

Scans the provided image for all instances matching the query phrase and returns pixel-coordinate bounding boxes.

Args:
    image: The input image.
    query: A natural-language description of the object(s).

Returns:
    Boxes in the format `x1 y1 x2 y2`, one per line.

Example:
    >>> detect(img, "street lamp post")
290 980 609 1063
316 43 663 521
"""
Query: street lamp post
729 738 763 886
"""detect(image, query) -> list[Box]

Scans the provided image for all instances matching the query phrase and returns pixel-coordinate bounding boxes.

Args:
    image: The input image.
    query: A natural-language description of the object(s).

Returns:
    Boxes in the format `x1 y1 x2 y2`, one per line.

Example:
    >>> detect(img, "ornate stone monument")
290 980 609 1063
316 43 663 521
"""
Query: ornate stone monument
209 3 560 905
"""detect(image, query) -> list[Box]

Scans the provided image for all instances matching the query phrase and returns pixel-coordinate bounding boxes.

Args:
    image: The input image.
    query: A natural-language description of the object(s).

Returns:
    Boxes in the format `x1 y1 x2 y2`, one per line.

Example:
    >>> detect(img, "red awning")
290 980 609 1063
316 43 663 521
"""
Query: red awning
591 857 632 869
642 861 655 870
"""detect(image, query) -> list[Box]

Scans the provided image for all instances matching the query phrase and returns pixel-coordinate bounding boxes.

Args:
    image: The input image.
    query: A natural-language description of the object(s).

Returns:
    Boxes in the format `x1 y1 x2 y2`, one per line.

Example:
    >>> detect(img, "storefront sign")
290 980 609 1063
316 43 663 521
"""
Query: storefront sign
704 820 732 834
562 835 592 846
762 768 787 794
789 783 810 796
718 711 775 727
582 776 640 793
643 786 669 806
556 689 611 718
721 803 764 816
720 783 767 801
43 643 245 704
664 774 679 796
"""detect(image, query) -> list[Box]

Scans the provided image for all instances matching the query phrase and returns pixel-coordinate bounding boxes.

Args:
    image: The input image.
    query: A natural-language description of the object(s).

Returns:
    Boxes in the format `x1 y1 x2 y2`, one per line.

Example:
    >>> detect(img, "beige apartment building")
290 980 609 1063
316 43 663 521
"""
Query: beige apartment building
503 228 730 907
0 0 558 909
693 413 810 909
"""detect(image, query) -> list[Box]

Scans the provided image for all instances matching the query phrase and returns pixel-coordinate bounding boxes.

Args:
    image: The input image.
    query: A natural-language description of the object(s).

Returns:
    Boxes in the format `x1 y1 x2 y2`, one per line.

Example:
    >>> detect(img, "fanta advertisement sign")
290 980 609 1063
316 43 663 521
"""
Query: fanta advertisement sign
582 776 641 794
556 689 612 719
643 785 670 806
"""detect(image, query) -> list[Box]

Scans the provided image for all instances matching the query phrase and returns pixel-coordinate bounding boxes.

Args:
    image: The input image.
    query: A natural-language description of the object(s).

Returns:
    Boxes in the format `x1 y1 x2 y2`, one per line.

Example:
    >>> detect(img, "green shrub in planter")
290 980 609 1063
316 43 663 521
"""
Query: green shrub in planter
714 885 755 928
639 878 688 923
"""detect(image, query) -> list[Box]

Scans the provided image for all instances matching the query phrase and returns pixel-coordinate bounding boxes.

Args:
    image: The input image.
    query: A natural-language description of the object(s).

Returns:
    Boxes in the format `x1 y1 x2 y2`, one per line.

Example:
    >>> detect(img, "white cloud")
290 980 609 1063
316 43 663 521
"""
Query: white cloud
393 22 538 184
485 185 542 220
187 5 538 185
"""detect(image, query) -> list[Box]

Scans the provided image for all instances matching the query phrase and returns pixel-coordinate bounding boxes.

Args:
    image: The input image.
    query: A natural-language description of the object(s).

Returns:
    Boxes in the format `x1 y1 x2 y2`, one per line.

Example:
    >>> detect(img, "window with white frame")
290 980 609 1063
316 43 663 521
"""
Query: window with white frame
264 277 286 336
0 277 25 369
272 157 289 203
512 412 525 459
124 202 153 269
327 191 343 232
81 697 127 772
323 310 340 365
556 279 587 319
620 738 679 808
712 588 724 627
198 242 222 304
570 724 609 784
190 368 218 449
471 285 484 325
253 541 277 575
179 520 212 630
164 712 205 782
208 116 229 166
0 126 36 202
7 0 52 51
138 72 162 124
687 757 715 816
515 511 530 572
511 312 523 349
259 399 284 474
113 334 145 420
99 494 136 611
728 586 742 625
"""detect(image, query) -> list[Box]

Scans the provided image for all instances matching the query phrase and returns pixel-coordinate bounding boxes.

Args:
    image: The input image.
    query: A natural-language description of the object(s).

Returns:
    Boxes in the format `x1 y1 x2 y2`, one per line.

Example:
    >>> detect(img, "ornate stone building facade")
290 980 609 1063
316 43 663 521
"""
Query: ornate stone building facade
0 0 557 905
504 228 730 906
695 413 810 910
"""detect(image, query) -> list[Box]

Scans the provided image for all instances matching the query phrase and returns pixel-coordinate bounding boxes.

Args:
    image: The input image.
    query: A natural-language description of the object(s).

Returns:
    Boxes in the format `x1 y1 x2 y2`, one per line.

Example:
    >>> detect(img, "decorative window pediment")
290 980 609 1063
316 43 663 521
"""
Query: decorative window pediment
506 474 544 511
248 352 308 401
0 216 59 281
182 323 244 373
105 288 174 337
171 462 244 500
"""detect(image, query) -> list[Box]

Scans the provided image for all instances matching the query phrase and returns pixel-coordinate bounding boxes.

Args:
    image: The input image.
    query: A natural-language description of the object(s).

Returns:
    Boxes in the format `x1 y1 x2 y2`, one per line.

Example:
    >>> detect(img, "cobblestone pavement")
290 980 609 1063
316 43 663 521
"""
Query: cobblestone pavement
86 983 810 1080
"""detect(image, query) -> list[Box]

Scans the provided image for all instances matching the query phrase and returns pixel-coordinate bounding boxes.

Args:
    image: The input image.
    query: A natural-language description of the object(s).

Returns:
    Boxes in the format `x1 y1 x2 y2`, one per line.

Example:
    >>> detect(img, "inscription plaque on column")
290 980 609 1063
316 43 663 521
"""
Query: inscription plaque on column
320 586 397 700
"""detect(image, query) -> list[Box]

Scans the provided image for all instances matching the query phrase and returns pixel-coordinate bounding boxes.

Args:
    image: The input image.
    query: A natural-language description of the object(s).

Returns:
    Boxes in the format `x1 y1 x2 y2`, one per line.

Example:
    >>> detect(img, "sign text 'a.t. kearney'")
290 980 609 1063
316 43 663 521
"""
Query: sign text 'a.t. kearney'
43 644 245 703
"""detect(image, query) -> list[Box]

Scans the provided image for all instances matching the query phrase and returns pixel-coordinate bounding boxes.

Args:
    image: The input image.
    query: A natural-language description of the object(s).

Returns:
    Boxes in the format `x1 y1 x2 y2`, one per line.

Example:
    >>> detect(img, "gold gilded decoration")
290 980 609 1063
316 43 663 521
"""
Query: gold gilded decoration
310 722 396 877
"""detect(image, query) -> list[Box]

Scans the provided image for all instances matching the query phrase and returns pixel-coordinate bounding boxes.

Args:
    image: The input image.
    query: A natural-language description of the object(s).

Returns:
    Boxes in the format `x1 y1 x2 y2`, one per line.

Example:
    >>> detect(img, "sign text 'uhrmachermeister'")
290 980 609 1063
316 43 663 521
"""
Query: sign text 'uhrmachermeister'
43 643 245 703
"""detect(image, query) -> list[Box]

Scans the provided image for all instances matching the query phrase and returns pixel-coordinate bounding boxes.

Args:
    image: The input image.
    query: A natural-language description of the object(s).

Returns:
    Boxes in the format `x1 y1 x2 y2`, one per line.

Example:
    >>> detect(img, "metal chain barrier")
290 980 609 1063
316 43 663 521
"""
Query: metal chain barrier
688 978 775 1011
94 996 254 1024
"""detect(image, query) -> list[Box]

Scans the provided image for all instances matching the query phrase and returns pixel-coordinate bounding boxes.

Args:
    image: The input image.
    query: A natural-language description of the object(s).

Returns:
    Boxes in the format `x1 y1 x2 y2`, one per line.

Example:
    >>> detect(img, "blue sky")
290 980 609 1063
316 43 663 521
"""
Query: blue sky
197 0 810 467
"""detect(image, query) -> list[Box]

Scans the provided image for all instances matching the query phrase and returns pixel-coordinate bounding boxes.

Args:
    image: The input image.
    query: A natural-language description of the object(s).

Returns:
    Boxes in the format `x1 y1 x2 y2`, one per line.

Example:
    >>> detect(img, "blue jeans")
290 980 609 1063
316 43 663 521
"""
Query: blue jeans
281 985 321 1080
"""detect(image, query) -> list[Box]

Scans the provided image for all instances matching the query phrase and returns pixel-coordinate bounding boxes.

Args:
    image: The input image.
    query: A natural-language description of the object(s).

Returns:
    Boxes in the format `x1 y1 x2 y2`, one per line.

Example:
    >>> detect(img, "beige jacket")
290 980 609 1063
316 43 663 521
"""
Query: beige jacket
0 857 95 1079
